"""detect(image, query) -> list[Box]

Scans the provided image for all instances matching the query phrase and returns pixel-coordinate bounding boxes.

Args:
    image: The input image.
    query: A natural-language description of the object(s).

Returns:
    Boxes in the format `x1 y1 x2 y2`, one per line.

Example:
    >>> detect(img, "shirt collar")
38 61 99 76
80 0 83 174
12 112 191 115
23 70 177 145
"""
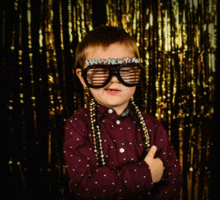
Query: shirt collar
95 100 139 121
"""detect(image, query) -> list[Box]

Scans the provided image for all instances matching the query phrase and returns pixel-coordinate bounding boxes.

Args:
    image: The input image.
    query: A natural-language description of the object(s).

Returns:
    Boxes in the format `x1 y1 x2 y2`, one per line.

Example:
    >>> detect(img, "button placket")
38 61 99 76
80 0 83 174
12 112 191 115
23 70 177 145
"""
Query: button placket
115 119 127 165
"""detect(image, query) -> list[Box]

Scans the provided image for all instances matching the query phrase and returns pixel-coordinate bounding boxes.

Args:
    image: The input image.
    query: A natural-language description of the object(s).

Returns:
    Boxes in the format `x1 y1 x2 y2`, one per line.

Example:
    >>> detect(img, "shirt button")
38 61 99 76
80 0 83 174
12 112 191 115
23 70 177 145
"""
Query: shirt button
108 109 113 114
116 120 121 125
119 148 125 153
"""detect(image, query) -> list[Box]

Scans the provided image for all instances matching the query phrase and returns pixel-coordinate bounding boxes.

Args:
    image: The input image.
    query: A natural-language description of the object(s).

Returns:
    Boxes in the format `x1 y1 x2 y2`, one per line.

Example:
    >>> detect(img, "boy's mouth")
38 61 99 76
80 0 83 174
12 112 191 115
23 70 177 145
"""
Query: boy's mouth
105 88 121 95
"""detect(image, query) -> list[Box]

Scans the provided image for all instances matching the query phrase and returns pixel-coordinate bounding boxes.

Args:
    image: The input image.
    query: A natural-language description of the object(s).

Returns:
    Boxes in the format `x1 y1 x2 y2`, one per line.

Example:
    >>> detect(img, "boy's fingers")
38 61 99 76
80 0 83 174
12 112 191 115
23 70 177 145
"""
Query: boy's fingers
146 145 157 159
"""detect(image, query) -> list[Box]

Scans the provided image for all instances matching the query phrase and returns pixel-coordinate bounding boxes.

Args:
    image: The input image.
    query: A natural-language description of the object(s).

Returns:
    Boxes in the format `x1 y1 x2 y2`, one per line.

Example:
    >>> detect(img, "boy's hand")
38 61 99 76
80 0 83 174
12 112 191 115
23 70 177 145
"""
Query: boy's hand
144 146 164 183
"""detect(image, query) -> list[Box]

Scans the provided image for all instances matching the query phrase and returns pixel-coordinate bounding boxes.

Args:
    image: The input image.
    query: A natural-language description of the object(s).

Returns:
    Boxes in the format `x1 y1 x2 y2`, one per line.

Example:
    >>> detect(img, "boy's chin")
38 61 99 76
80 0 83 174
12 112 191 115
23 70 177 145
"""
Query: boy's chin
103 100 130 108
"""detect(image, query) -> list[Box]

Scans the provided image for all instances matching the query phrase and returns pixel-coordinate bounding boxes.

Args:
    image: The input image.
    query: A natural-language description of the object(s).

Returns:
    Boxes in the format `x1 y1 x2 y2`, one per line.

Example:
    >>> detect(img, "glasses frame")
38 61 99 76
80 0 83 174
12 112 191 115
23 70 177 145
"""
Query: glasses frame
81 63 144 88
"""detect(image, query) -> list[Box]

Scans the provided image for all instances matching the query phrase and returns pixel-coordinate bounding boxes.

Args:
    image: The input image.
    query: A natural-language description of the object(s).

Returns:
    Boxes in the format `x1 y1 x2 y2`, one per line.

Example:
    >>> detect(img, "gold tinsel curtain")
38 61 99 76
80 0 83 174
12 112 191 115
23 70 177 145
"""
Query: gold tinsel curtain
0 0 218 200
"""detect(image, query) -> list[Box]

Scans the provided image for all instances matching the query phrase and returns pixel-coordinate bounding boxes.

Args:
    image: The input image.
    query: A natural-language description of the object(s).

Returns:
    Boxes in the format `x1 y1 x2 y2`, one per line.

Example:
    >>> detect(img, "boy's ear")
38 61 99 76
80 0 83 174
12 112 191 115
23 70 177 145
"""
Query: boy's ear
75 68 87 88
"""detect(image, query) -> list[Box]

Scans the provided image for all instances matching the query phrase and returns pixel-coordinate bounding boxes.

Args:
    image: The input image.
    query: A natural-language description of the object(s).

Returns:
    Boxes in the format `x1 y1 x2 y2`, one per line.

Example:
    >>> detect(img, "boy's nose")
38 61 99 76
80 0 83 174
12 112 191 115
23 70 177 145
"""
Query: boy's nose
110 74 120 83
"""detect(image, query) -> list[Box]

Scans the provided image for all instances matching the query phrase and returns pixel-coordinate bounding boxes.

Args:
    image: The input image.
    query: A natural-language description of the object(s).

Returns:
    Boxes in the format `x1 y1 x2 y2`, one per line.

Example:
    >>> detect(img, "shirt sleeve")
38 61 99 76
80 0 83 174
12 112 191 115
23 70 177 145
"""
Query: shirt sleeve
150 123 182 200
63 116 154 200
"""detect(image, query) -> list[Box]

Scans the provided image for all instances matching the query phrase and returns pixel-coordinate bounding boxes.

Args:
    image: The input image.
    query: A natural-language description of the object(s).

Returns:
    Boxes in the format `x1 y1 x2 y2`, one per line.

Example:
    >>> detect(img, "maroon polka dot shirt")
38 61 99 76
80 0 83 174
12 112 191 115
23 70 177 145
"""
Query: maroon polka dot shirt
63 102 182 199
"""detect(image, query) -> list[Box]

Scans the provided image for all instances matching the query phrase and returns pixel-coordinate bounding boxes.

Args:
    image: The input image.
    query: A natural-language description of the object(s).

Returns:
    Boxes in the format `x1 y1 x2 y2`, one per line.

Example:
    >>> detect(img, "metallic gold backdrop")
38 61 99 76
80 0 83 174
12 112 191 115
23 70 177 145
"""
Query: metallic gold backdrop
0 0 218 200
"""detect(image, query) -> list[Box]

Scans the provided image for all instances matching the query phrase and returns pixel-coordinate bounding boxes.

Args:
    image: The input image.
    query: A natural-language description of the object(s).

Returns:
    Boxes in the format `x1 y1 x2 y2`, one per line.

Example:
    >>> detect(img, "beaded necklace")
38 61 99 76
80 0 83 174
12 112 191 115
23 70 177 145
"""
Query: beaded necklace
90 98 151 166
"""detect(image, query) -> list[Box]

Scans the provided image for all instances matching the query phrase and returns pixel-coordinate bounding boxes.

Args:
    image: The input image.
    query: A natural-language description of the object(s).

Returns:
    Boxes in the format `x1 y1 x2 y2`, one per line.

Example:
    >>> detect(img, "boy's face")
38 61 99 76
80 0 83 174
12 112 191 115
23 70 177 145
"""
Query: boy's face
76 42 137 115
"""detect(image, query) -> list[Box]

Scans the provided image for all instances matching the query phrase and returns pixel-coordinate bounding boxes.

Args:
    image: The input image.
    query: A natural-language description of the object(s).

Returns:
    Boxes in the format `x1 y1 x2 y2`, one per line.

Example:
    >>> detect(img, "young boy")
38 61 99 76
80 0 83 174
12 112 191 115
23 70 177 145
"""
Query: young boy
63 26 182 200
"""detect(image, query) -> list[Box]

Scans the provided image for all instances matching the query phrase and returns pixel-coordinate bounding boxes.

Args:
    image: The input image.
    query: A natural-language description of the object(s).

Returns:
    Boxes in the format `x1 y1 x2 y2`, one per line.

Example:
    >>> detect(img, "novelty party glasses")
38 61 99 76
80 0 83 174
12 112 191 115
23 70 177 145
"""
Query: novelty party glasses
81 63 144 88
